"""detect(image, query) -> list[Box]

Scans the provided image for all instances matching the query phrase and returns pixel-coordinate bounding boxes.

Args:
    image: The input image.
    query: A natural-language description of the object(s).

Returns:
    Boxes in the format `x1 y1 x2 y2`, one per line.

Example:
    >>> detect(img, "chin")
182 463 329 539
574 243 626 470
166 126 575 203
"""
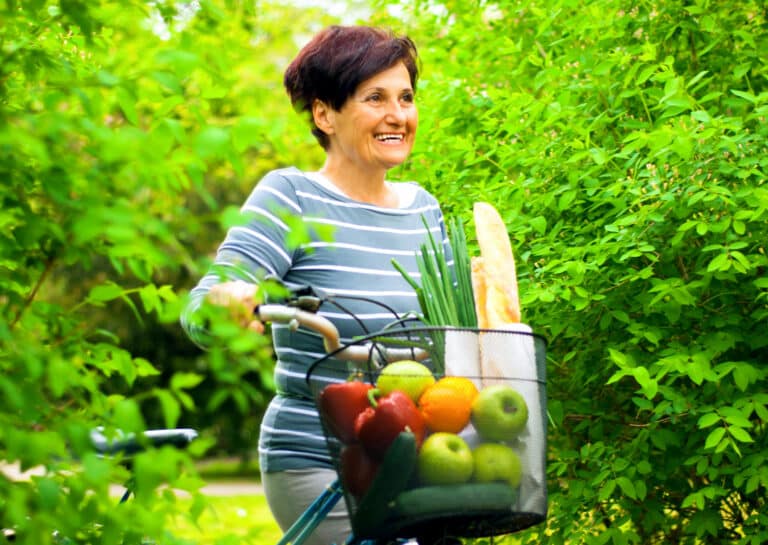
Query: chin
380 152 411 169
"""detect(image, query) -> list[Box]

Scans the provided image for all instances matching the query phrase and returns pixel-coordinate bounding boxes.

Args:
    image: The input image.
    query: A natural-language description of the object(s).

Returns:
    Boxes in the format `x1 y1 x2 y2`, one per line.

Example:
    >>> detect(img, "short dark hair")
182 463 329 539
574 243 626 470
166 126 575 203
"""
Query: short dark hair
283 25 419 149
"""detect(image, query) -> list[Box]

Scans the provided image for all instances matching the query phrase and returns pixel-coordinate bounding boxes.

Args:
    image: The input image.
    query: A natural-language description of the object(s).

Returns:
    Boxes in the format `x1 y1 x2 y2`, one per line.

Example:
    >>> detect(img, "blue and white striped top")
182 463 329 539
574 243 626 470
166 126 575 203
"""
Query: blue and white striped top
181 167 452 472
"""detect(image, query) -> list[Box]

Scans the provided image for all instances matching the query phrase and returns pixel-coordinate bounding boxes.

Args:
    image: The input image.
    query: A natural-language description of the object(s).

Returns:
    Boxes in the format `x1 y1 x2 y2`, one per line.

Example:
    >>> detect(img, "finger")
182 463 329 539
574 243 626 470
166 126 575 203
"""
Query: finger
247 320 265 334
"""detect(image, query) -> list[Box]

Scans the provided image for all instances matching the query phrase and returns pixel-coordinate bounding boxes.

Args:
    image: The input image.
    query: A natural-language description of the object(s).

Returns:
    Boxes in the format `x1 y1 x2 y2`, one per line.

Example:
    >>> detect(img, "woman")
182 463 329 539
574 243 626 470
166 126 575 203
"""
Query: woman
182 25 452 545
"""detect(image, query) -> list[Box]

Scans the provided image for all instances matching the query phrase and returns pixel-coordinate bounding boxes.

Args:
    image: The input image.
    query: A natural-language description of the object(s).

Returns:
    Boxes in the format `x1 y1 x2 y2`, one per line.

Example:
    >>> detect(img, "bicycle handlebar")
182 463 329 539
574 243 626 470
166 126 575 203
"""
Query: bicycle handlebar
255 303 428 365
256 304 344 354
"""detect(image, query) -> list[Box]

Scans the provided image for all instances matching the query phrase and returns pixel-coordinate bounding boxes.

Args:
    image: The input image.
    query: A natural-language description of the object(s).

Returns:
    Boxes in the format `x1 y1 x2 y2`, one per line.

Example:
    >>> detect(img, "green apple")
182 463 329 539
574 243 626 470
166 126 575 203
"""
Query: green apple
472 443 522 488
417 432 474 486
471 384 528 441
376 360 435 403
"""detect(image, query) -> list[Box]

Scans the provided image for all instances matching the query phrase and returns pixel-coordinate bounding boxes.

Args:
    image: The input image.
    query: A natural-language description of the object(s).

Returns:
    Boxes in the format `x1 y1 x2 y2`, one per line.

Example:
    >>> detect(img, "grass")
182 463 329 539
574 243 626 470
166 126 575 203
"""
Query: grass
167 494 524 545
166 459 525 544
167 457 279 544
196 457 261 481
169 494 282 545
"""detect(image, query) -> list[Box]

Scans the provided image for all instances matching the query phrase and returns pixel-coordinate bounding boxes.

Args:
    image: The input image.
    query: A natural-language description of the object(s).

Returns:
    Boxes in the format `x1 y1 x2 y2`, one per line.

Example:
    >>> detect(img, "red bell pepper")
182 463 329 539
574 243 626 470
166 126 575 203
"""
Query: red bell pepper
318 380 374 444
354 389 426 460
340 443 380 500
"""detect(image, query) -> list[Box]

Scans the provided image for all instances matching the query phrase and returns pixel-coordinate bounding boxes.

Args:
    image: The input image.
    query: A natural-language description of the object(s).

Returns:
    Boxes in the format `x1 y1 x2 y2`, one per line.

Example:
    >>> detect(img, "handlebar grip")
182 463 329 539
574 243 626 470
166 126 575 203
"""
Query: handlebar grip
257 304 342 354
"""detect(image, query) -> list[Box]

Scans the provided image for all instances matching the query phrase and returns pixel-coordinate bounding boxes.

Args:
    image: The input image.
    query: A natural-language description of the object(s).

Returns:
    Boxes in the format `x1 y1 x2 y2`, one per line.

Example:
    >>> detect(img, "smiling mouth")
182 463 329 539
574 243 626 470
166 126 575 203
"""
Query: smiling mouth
375 133 405 142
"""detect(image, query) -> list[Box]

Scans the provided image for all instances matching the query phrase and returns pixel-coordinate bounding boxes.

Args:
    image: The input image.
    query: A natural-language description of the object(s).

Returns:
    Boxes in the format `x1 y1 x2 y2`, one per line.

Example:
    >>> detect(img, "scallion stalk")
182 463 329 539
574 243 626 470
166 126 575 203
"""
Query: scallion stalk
392 215 476 328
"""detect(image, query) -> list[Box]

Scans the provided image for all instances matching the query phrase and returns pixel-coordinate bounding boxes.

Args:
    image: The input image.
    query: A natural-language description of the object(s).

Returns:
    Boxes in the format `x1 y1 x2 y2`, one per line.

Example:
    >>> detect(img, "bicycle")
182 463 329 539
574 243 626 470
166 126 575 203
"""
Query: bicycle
252 286 548 545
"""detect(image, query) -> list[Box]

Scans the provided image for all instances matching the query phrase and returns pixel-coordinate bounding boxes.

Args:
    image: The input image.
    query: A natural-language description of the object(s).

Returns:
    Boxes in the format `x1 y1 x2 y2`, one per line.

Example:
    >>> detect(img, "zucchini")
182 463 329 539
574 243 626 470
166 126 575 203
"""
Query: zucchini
393 482 518 519
351 431 418 538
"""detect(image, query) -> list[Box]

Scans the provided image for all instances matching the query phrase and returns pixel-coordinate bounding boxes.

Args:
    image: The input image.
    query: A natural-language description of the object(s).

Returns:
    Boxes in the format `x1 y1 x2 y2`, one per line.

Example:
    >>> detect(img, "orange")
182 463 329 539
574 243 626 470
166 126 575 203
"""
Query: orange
418 376 479 434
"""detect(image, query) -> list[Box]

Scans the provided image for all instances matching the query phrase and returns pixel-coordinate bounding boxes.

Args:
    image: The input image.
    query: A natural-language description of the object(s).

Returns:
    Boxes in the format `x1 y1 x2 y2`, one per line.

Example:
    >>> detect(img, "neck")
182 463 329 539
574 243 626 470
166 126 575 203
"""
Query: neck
319 159 397 208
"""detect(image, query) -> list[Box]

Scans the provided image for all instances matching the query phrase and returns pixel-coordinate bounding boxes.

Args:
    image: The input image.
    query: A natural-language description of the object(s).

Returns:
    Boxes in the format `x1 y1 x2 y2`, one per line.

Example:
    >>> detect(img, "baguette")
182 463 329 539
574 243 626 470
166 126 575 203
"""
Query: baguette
473 202 521 326
471 256 489 329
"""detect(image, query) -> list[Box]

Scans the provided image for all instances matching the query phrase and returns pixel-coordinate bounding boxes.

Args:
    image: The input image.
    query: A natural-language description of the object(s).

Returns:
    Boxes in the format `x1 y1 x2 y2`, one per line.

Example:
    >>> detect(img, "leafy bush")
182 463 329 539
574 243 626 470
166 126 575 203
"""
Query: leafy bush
1 1 331 542
3 0 766 543
375 0 767 543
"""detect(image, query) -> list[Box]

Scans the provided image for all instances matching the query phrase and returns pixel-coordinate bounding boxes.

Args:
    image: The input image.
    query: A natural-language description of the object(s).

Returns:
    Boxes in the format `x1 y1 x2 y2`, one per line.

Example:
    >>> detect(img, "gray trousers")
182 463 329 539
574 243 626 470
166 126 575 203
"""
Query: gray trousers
261 468 352 545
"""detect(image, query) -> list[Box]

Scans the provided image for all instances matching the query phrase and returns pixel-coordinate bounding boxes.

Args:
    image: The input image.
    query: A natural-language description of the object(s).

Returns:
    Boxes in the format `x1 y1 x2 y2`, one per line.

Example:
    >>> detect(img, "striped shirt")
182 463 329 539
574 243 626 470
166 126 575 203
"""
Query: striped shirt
181 167 452 472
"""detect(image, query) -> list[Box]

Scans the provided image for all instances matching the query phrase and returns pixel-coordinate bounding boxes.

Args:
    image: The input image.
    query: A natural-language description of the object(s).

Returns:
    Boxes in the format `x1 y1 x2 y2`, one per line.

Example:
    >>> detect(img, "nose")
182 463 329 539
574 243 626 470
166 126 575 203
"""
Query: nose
384 99 407 124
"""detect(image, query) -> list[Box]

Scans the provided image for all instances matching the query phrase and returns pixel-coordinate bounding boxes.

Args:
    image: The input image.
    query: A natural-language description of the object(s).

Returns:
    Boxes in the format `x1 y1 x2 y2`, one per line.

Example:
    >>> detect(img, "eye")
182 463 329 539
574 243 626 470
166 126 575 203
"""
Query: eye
365 92 383 103
401 92 415 104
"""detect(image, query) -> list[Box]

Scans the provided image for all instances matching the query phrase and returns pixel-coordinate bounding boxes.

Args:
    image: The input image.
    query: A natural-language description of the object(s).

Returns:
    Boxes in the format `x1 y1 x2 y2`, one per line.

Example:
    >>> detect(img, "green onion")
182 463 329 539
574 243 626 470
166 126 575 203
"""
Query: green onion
392 215 477 374
392 215 477 328
449 216 477 328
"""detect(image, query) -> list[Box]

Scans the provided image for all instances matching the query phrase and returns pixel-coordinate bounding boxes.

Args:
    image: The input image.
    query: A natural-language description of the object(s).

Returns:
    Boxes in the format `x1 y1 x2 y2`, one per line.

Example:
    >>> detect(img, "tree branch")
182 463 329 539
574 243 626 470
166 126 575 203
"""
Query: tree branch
10 254 56 329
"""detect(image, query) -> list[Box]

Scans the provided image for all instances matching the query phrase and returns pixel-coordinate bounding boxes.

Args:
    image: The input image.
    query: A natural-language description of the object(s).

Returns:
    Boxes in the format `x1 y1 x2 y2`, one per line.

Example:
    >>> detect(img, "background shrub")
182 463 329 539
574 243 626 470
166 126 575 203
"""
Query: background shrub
2 0 765 543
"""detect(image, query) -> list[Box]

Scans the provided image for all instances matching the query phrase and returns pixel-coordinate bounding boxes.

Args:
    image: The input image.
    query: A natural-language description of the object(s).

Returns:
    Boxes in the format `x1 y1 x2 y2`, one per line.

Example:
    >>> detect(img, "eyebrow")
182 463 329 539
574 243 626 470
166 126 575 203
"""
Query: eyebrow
359 86 414 95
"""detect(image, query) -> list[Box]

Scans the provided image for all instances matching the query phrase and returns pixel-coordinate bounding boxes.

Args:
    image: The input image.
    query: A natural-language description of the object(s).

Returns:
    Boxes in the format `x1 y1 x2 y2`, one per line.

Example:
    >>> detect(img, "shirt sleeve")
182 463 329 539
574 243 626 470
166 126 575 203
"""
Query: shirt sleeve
180 171 301 347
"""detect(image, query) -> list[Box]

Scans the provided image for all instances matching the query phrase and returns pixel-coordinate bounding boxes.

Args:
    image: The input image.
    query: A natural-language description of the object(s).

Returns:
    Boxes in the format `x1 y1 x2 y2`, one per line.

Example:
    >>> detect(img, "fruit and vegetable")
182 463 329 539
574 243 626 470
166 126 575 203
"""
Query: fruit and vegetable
417 432 473 486
340 443 380 498
316 202 542 530
354 389 426 460
472 443 522 488
375 359 435 402
318 359 530 504
471 383 528 441
318 380 374 444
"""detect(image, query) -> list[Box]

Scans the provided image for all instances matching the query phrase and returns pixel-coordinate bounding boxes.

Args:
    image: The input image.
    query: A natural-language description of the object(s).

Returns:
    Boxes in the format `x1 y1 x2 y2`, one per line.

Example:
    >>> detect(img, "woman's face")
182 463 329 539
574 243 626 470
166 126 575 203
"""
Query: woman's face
322 62 418 174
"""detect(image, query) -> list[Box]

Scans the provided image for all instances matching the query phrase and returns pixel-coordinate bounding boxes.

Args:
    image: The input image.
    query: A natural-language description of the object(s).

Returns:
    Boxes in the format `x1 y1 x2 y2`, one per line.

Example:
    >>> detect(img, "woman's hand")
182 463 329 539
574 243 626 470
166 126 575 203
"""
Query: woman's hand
206 280 265 334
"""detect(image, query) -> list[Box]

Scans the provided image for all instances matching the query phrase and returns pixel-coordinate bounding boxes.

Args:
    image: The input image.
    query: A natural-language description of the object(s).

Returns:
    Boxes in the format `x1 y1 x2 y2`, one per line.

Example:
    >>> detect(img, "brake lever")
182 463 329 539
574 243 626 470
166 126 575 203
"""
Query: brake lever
289 295 322 313
264 284 322 313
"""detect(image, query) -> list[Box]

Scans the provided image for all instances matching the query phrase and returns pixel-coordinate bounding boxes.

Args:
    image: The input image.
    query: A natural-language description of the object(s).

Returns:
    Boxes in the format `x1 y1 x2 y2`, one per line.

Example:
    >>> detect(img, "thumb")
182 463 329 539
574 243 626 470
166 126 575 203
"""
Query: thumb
247 319 265 334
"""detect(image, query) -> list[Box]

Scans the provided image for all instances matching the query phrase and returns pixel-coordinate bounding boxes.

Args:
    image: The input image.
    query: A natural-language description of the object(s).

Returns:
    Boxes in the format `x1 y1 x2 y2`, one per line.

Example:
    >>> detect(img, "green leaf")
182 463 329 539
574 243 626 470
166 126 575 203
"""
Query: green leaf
707 253 731 272
704 427 726 450
113 398 145 433
88 282 125 303
728 426 753 443
733 364 759 391
687 358 706 385
170 372 205 391
139 284 159 313
635 461 652 475
134 357 161 378
116 86 139 125
36 477 61 510
616 477 637 499
697 412 720 429
155 389 181 428
195 126 231 158
530 216 547 235
634 479 647 500
731 89 757 104
598 479 616 501
589 147 608 165
682 491 704 509
151 70 183 93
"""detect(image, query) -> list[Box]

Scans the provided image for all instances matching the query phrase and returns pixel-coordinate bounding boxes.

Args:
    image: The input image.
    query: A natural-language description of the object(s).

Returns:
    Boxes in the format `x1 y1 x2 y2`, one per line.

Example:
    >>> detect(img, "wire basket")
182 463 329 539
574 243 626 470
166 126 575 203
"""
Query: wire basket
306 325 547 542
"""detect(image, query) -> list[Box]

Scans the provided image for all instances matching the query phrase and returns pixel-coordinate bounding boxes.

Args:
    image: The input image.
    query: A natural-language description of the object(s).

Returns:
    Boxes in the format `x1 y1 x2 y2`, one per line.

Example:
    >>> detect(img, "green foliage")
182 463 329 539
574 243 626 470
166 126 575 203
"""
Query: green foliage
0 0 337 542
374 0 767 543
4 0 766 543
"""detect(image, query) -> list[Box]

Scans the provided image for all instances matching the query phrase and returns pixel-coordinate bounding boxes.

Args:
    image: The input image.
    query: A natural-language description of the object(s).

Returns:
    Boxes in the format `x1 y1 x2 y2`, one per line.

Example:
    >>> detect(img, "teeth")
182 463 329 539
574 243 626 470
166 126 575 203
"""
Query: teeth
376 134 403 141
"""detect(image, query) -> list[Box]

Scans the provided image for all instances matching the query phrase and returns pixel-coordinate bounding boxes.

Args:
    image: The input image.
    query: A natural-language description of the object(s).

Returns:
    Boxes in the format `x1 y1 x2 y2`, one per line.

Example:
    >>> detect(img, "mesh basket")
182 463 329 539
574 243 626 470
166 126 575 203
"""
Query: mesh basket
306 326 547 542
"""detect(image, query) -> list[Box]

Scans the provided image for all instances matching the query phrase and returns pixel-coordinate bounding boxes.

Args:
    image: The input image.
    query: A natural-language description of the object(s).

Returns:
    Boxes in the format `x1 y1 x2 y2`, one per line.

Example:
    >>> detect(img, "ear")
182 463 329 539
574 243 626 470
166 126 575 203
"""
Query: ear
312 99 335 136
